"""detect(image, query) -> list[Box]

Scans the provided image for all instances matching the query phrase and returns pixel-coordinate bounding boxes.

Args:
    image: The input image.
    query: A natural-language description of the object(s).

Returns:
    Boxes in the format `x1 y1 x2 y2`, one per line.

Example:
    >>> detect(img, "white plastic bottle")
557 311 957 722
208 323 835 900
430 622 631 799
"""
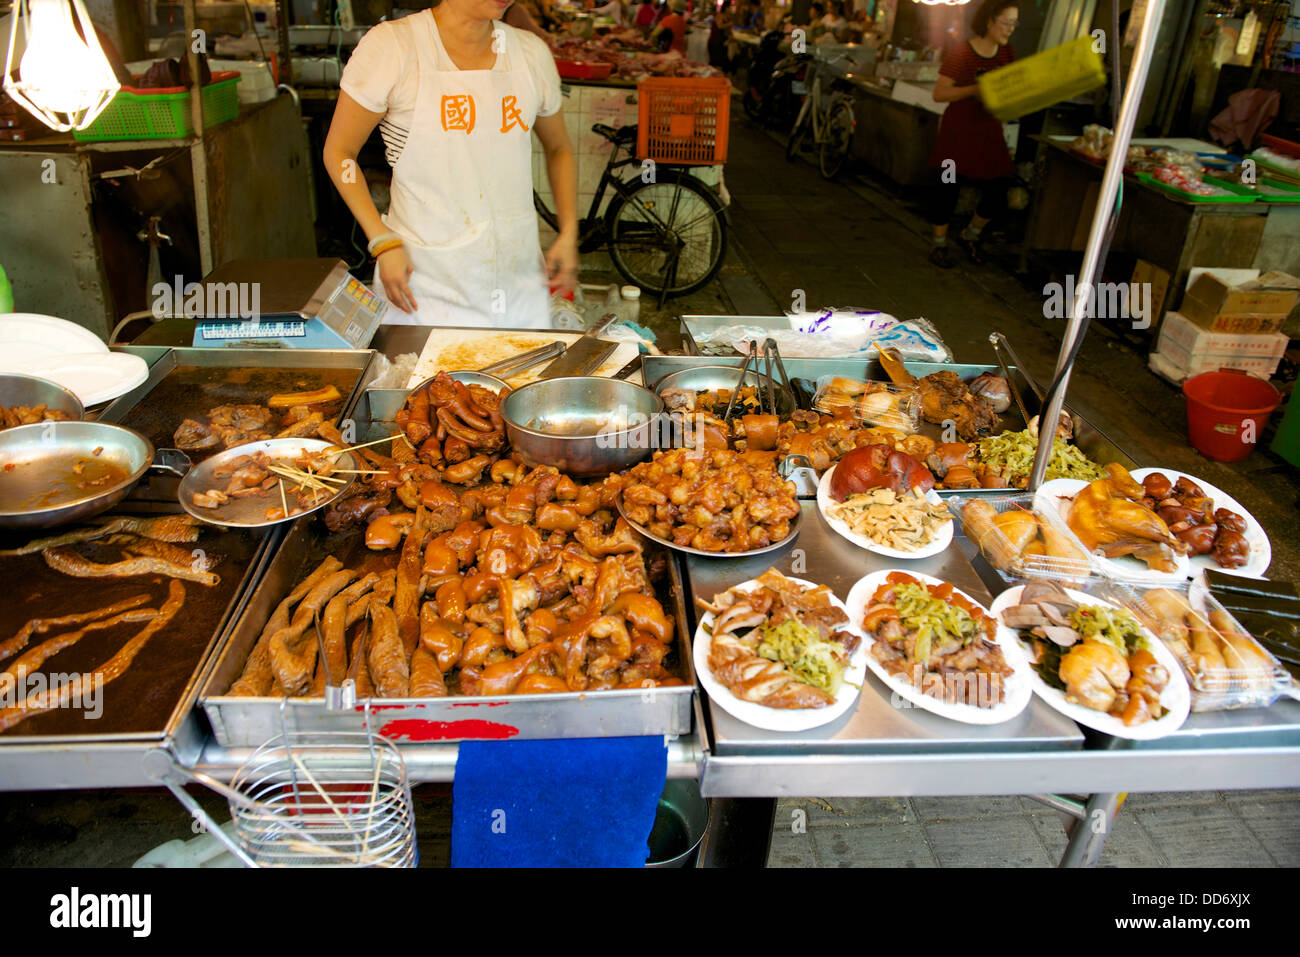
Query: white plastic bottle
620 285 641 326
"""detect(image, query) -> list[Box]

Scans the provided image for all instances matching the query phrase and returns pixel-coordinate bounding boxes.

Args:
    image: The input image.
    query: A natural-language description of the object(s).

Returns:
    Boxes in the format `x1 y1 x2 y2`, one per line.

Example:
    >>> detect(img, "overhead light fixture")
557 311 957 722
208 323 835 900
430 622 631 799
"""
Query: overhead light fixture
3 0 120 132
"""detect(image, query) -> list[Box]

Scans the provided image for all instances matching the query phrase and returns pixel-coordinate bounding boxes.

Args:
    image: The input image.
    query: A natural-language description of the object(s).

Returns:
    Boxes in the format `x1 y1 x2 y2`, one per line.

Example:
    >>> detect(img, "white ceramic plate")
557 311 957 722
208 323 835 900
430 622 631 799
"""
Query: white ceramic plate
1129 468 1270 579
1034 478 1191 583
694 577 868 732
844 570 1033 725
817 464 954 560
990 586 1191 740
33 352 149 406
0 314 108 371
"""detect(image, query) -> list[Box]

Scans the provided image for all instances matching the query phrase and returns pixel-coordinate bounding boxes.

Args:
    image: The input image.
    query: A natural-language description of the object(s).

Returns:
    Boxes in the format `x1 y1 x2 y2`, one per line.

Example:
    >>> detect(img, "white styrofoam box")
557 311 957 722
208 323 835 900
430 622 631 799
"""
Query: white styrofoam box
210 59 276 103
1157 311 1289 359
1152 338 1283 380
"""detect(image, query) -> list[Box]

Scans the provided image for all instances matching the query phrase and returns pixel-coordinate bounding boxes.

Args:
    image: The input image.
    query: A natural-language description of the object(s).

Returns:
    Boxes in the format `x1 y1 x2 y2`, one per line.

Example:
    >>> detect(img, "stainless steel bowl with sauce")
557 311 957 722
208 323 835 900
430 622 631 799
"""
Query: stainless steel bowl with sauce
500 376 664 478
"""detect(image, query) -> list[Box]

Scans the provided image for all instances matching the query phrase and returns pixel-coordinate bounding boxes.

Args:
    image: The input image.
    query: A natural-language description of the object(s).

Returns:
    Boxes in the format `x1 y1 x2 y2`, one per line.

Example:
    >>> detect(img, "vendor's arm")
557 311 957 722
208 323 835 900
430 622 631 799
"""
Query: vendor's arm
323 92 417 313
534 111 579 295
932 73 980 103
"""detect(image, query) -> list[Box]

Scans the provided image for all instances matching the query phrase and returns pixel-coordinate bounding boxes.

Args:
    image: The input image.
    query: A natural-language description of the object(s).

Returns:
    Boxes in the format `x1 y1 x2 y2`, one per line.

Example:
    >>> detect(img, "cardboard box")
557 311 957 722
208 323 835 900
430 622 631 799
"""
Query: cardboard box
1156 311 1289 360
1179 269 1300 333
1132 259 1171 328
1150 339 1284 381
1149 348 1279 382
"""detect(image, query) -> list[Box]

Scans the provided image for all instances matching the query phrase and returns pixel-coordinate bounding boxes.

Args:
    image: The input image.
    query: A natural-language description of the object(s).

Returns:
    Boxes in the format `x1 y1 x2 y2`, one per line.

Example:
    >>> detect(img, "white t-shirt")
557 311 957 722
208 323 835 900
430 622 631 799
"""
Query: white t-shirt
340 14 563 167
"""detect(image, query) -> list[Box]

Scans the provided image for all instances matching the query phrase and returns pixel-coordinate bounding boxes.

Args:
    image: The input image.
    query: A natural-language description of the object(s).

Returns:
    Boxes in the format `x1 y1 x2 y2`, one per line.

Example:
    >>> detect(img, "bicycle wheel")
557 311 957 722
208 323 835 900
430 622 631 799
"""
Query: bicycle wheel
785 100 809 162
818 98 855 180
605 173 728 298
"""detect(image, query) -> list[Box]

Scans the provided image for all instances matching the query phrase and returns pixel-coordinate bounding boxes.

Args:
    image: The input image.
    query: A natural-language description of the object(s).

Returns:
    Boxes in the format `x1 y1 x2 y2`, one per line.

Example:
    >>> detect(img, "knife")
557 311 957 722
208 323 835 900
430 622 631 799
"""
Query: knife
538 312 619 379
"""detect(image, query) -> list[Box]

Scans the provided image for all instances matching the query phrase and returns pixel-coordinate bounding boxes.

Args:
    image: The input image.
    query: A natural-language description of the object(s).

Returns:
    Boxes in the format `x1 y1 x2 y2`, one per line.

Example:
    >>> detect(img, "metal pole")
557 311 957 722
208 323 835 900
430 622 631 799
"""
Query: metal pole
1027 0 1169 492
183 0 212 275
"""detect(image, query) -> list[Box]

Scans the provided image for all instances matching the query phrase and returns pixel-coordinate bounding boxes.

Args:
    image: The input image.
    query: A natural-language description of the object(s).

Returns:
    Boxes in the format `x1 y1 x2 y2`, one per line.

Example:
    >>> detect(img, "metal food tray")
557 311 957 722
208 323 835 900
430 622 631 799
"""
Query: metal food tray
642 354 1136 494
199 385 694 747
199 518 695 746
98 347 377 463
0 517 280 788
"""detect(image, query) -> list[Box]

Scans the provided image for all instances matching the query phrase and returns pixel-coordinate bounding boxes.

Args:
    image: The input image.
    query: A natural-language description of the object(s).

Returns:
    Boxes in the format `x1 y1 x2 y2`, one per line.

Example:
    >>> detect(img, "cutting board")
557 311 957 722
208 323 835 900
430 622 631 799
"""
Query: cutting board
408 330 640 389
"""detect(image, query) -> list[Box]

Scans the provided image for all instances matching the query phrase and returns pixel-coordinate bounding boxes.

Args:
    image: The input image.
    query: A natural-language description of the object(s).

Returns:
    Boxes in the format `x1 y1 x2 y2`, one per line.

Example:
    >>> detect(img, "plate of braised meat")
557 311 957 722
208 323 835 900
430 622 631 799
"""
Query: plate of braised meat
1128 469 1268 578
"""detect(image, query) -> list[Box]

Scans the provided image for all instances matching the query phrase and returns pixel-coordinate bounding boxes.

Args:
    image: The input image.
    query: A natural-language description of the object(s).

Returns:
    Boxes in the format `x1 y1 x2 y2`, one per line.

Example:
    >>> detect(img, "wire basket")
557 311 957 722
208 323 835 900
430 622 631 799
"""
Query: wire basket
150 700 417 868
225 730 417 867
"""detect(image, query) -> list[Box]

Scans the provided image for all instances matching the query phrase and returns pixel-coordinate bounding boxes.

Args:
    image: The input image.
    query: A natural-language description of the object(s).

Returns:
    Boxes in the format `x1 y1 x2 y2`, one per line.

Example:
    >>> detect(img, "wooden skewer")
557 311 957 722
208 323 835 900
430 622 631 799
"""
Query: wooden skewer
330 434 404 455
279 478 289 518
327 469 388 475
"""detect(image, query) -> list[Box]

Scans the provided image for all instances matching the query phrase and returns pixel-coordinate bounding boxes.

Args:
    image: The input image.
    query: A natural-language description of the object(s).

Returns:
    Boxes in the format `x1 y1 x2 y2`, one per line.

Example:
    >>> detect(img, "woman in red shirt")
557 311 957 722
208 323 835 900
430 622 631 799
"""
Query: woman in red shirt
926 0 1018 268
652 0 688 53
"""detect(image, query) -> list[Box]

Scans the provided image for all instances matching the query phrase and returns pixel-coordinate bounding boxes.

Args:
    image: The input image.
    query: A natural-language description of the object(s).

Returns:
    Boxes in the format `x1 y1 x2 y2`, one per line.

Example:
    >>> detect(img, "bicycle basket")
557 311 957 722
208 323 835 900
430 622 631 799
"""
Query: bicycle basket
636 77 730 166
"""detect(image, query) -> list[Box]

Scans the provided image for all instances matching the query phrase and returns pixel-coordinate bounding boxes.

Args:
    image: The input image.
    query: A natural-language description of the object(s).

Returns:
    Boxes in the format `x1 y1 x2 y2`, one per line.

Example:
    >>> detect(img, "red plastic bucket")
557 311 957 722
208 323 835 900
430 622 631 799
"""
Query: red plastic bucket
1182 370 1281 462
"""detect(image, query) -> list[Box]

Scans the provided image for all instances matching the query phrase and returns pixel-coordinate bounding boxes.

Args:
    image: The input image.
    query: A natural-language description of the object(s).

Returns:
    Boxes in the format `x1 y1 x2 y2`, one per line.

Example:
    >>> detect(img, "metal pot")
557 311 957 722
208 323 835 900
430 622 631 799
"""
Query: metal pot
652 364 795 418
501 376 664 478
0 421 188 530
0 373 85 422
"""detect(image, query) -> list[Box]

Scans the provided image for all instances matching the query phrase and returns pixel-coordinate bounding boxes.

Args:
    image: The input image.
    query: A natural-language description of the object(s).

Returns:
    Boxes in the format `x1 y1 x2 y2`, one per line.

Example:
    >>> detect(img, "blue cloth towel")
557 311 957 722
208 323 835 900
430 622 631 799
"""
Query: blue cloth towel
451 736 667 868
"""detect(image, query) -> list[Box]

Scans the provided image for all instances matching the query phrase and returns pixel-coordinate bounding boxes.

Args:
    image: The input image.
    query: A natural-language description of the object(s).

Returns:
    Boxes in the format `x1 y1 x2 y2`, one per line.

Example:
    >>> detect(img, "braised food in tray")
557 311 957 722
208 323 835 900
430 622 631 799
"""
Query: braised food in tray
858 571 1014 708
606 447 800 554
697 568 855 709
173 386 344 452
227 456 683 698
0 405 74 430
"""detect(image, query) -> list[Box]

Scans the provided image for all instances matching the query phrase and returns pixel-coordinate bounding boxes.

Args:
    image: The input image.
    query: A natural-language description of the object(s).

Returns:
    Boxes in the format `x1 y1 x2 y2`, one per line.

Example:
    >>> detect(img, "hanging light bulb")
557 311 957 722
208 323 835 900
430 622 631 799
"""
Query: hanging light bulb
3 0 120 132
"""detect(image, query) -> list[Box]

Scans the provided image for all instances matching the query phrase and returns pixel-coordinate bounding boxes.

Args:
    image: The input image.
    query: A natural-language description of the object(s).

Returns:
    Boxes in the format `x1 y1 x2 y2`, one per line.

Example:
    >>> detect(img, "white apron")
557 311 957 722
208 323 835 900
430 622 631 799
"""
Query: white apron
377 14 550 328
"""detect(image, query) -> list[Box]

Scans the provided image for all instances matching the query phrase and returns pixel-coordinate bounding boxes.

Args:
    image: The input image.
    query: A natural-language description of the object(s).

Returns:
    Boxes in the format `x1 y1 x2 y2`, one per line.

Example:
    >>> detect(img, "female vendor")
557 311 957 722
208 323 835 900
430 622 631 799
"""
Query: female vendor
324 0 579 326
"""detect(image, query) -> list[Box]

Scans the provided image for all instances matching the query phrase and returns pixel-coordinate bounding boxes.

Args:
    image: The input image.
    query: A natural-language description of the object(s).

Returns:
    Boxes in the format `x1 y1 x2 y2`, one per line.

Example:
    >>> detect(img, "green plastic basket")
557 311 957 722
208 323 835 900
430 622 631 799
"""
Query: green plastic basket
74 72 241 142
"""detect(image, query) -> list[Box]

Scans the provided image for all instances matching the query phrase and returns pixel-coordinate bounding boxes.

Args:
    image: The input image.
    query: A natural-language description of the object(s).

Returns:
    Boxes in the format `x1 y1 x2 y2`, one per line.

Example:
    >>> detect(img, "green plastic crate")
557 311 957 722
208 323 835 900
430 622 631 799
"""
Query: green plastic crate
74 72 241 142
978 36 1105 122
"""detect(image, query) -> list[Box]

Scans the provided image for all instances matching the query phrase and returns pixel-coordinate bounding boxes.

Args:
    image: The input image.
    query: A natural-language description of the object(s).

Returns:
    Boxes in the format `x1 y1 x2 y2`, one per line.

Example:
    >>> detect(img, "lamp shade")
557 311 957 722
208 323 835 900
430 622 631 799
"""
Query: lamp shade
3 0 120 132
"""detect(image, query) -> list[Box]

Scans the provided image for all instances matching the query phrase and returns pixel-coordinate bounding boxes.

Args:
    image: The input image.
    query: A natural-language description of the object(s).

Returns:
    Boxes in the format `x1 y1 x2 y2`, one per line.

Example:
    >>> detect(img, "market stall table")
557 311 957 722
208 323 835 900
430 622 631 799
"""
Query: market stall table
1023 136 1300 332
1 326 1297 869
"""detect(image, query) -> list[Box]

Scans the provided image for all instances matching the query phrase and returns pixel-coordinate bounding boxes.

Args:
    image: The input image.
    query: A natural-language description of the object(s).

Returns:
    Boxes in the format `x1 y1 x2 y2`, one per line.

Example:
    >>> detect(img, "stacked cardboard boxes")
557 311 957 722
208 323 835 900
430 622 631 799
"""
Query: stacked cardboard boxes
1149 269 1298 382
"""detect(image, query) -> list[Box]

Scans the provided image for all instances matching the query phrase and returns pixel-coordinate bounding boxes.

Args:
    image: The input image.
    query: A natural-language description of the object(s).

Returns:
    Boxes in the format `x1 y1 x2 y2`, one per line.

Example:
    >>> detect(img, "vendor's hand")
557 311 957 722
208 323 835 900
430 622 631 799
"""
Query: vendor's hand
545 231 579 298
377 245 418 313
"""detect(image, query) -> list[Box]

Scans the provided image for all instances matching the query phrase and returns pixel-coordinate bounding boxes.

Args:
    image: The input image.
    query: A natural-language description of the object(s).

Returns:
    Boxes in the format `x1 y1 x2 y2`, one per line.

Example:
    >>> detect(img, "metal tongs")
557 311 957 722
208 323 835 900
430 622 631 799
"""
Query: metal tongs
723 340 762 420
313 604 356 711
724 339 793 419
762 337 795 411
478 341 566 378
989 331 1076 436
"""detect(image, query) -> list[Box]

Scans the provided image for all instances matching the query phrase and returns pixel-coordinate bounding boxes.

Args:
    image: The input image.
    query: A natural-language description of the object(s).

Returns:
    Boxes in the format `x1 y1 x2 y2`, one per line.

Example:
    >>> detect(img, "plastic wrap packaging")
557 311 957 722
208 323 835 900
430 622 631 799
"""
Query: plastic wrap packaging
950 493 1094 585
689 311 951 360
1101 580 1294 712
812 375 920 432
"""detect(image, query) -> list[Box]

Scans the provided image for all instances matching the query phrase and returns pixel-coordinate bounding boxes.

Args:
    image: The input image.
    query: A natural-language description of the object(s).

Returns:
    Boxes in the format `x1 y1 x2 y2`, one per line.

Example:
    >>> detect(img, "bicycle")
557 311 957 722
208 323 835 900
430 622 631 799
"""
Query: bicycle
533 122 729 301
784 61 857 180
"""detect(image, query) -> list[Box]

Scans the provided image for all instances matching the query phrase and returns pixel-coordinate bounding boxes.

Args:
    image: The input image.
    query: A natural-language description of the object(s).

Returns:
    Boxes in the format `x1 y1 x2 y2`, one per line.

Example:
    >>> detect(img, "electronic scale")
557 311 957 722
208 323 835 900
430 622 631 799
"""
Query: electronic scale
183 258 385 349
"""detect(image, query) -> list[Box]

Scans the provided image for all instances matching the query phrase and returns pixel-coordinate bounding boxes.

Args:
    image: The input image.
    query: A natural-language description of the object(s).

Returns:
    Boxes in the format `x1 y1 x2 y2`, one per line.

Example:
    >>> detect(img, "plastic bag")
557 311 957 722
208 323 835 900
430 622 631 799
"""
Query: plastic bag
364 352 418 391
813 375 920 432
785 309 953 362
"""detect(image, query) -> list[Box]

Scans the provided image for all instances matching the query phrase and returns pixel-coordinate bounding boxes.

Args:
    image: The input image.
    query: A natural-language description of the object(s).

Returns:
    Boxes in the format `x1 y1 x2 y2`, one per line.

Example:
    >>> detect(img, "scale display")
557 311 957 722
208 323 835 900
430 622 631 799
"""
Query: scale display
188 258 385 350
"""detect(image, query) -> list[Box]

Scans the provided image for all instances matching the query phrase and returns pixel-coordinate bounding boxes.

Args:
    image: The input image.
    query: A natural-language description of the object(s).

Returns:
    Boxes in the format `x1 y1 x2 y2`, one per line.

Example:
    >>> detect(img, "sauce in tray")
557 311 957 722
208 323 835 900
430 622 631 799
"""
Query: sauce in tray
0 450 131 512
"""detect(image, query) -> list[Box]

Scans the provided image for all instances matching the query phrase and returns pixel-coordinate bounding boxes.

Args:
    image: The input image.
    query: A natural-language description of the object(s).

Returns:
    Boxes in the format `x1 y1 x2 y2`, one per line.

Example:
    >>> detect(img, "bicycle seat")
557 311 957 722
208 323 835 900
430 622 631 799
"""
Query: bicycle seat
592 123 638 146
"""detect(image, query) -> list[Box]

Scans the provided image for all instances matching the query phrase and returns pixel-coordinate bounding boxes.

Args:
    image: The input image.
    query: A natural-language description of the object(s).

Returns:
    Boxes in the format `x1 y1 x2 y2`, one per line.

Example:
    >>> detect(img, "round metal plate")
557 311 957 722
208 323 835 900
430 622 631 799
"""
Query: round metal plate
178 437 358 529
617 495 801 559
0 421 153 530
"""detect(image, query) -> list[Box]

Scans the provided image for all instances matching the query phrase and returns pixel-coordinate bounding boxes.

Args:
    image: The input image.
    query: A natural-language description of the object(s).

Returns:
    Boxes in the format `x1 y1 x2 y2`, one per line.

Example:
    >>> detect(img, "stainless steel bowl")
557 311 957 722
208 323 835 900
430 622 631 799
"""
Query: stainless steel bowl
0 373 84 423
408 369 511 396
0 421 155 530
501 377 664 478
652 364 795 418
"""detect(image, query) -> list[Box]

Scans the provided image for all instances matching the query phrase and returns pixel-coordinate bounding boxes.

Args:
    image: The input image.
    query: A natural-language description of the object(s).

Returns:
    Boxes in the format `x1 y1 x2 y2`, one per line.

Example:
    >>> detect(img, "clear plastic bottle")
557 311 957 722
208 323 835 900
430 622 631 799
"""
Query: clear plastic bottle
620 285 641 326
